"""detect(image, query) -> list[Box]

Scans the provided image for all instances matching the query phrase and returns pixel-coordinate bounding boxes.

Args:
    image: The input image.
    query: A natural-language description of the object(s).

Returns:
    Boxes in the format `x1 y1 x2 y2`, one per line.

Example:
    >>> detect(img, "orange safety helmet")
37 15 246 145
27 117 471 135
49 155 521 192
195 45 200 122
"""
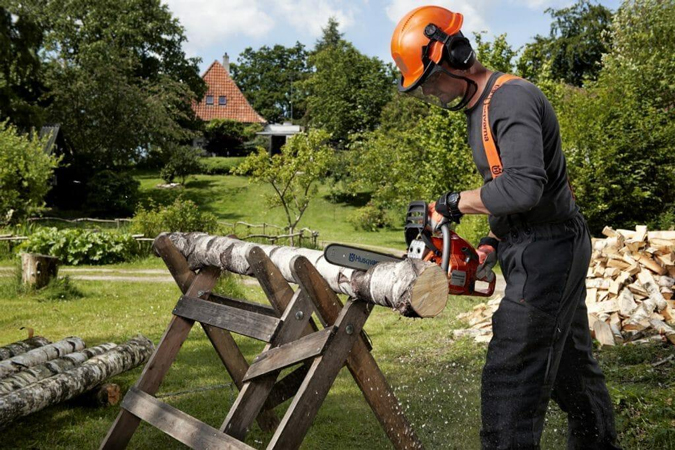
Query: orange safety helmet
391 6 475 93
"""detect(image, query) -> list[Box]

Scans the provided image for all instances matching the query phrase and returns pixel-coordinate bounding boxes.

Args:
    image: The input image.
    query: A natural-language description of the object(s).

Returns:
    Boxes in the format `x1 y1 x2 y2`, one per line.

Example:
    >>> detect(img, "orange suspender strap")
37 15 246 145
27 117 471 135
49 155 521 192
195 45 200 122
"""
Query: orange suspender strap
481 74 520 179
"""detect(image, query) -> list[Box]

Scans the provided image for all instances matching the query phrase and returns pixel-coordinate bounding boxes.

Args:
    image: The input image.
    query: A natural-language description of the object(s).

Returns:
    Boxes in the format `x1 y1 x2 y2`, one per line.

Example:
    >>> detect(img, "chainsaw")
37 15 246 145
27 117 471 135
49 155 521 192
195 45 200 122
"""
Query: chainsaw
324 201 496 297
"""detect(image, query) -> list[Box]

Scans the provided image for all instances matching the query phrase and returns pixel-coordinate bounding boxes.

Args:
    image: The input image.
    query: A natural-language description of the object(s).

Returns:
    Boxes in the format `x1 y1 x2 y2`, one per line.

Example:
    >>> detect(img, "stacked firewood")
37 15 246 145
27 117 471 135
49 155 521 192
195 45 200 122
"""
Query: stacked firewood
454 226 675 346
0 335 154 426
584 226 674 346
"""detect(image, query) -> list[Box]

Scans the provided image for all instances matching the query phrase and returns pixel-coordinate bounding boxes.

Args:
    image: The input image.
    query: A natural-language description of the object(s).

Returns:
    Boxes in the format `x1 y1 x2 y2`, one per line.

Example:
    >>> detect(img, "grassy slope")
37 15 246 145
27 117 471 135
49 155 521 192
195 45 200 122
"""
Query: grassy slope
135 171 405 249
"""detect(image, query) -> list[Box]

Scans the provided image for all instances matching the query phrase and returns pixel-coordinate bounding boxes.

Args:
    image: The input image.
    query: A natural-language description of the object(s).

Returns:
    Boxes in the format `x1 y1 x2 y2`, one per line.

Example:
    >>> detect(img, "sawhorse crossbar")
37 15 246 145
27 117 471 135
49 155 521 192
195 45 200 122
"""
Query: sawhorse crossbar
100 235 422 449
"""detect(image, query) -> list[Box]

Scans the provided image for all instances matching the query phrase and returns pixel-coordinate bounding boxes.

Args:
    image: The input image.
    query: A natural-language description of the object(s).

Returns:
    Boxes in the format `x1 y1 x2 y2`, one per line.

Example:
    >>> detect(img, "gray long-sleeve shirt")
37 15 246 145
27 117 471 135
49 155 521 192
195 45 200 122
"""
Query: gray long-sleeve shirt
465 72 578 239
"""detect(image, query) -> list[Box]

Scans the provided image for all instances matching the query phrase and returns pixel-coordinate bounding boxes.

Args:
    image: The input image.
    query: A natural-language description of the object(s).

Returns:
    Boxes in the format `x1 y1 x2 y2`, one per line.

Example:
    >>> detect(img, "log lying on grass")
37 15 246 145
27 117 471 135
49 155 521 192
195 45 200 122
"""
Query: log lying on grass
0 337 51 362
0 337 85 379
0 343 117 395
0 336 153 426
158 232 448 317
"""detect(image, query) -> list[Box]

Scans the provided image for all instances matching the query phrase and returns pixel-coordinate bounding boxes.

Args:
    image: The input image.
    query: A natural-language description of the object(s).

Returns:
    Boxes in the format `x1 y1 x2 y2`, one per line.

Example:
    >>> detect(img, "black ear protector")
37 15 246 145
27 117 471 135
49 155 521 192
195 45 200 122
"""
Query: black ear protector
423 24 476 70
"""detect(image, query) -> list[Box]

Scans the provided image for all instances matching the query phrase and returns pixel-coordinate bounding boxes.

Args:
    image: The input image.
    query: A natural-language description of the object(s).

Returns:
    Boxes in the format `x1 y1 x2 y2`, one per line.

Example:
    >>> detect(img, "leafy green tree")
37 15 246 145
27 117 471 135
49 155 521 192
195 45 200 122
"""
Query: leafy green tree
231 43 310 124
301 19 394 145
16 0 206 209
0 120 61 223
314 17 344 53
517 0 612 85
159 145 202 185
473 33 518 73
0 6 45 130
560 0 675 232
235 129 334 245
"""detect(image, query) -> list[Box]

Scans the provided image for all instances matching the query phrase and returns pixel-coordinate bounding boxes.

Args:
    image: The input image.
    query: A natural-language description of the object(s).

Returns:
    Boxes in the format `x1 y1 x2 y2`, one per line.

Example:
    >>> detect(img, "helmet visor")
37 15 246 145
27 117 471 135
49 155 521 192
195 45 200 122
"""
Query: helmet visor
401 64 477 111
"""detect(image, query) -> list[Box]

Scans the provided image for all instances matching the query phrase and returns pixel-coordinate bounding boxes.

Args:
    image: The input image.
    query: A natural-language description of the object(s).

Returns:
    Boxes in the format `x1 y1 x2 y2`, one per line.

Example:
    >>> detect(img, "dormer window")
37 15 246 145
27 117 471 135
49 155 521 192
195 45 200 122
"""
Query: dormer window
219 96 227 106
206 95 214 105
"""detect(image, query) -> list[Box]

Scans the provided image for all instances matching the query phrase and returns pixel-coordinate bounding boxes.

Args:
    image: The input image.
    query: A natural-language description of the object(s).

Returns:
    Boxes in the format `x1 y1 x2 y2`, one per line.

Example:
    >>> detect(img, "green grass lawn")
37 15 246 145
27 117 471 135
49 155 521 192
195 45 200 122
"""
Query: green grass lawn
135 171 406 250
0 271 672 449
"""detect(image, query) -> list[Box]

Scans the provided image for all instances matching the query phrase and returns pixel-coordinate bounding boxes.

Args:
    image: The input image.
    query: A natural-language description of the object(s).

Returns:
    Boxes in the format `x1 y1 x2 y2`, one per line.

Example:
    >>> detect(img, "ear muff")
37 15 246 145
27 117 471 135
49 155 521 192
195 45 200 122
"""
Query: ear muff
447 34 475 70
424 24 476 71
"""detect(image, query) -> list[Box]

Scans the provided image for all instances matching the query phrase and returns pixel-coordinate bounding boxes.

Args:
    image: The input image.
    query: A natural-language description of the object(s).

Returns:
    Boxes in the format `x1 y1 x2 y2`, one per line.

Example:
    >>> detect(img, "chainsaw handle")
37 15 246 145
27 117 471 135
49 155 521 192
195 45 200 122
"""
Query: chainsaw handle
440 222 451 273
473 275 496 297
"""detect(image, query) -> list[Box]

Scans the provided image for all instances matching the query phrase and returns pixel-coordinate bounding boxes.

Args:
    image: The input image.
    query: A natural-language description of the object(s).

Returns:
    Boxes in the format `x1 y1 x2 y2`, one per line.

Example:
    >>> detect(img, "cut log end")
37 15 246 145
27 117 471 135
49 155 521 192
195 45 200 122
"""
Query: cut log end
407 265 448 318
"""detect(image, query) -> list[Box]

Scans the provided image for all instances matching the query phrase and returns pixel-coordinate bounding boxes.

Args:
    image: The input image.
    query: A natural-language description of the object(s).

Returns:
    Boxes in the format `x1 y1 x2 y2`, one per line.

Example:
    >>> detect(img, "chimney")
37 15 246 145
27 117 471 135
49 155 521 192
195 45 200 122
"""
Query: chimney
222 53 230 74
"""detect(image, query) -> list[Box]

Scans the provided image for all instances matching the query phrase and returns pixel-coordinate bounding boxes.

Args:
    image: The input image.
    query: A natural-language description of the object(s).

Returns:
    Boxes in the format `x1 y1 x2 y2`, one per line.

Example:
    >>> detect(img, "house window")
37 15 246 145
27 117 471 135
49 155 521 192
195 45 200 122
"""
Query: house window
219 96 227 106
206 95 214 105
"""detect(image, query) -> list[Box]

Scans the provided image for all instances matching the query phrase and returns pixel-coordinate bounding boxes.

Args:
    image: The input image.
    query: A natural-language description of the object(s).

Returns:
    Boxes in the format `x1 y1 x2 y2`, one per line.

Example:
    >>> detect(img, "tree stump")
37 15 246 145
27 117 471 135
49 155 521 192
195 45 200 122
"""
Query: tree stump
21 253 59 289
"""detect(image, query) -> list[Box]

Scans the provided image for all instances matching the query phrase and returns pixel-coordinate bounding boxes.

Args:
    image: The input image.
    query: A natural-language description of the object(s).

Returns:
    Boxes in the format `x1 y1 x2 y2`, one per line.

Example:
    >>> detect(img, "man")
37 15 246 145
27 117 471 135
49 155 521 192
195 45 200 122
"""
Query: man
390 6 621 449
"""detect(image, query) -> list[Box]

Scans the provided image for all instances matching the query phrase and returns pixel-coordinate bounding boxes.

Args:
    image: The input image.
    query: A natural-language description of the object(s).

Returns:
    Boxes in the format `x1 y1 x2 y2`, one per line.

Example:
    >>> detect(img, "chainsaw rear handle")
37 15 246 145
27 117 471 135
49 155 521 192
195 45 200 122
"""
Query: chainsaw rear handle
472 275 496 297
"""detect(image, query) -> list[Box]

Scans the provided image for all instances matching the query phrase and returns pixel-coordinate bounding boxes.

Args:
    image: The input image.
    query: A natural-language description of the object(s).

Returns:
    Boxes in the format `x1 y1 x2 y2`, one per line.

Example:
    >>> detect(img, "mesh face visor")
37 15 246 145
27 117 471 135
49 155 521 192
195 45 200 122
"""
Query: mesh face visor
400 64 477 111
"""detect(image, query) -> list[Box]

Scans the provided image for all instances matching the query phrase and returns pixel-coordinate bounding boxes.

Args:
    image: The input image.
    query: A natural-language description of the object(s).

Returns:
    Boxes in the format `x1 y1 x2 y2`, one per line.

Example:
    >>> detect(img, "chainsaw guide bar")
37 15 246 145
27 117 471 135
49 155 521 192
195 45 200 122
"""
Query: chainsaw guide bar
324 243 403 271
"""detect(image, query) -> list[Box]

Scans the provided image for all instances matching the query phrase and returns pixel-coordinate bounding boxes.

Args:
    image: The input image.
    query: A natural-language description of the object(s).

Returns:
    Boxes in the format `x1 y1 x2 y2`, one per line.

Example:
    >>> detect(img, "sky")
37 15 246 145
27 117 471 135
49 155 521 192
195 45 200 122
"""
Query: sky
161 0 623 75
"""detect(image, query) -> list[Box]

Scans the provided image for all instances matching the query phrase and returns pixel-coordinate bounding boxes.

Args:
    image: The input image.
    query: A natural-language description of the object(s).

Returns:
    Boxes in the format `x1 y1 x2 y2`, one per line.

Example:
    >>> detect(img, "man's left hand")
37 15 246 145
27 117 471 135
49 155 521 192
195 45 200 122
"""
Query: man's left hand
435 191 463 223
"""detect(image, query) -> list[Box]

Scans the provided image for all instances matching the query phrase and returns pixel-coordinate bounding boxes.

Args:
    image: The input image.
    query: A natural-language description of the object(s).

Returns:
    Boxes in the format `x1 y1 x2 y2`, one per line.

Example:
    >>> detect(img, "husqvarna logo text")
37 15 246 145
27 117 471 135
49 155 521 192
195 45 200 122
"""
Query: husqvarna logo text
349 253 378 266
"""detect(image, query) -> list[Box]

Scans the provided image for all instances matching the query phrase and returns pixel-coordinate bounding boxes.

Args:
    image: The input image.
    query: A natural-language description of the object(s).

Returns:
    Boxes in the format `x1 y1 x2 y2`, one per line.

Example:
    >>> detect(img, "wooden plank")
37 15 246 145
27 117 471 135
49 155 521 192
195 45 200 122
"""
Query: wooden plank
152 234 196 293
208 292 278 317
221 247 316 441
291 256 423 450
202 324 279 432
122 388 253 450
267 299 371 449
244 327 335 382
175 296 281 342
222 288 313 440
264 365 311 411
100 266 220 450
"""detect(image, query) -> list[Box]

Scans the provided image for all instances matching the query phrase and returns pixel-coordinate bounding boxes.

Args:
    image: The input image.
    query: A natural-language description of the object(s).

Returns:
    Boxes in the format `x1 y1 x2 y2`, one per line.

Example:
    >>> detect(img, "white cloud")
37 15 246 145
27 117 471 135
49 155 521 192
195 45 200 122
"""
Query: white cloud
385 0 490 36
163 0 274 55
273 0 358 37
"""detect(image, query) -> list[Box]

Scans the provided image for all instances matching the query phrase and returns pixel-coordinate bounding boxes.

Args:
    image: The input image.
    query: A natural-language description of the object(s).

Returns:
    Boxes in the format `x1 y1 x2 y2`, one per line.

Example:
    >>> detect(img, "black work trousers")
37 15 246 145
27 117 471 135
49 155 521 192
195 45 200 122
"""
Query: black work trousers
480 213 620 450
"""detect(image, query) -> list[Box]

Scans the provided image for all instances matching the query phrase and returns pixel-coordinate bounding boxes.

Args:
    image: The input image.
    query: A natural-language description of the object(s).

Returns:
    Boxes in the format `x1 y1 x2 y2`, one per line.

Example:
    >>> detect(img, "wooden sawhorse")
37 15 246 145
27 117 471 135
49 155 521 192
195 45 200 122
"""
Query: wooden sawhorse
100 235 422 449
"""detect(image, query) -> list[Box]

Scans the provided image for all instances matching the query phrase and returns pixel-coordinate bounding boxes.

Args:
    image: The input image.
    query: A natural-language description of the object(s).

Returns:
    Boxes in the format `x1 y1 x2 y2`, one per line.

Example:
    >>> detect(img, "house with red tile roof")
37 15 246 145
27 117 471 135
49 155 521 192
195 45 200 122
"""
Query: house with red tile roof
193 54 266 124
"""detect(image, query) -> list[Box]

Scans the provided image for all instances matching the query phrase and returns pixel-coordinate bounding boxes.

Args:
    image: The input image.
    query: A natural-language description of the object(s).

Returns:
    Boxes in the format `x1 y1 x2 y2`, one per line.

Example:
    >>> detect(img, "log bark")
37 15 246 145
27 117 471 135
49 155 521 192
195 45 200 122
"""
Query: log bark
0 343 116 395
0 337 51 362
157 232 448 318
0 337 85 379
0 336 153 426
21 253 59 289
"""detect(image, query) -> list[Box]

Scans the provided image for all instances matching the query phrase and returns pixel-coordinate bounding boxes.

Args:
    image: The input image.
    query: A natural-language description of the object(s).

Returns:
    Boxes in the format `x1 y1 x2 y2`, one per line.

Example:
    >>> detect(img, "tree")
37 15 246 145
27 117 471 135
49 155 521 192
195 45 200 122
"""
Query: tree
314 17 344 53
560 0 675 232
473 33 517 74
301 20 394 145
231 43 310 124
517 0 612 86
0 6 45 130
0 120 60 223
235 129 334 246
15 0 206 209
160 145 202 185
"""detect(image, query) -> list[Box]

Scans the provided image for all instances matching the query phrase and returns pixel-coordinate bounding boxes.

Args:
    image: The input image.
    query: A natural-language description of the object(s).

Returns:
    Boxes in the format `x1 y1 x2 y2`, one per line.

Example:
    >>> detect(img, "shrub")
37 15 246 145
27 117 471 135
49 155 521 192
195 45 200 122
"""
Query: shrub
348 203 392 232
84 170 140 217
198 157 245 175
0 121 61 224
19 228 139 265
131 197 219 238
203 119 262 156
160 145 202 184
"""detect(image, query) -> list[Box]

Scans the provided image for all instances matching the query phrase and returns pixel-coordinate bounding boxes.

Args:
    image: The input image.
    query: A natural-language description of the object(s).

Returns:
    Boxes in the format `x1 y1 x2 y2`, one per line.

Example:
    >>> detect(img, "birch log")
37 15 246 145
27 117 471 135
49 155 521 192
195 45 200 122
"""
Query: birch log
158 232 448 318
0 337 51 361
0 337 85 379
0 343 117 395
0 336 153 426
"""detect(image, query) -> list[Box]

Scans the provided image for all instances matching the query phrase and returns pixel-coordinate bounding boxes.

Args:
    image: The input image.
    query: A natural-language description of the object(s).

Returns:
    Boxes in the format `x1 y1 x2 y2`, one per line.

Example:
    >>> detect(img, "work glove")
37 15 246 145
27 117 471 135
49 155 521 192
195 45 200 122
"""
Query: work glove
475 237 499 283
435 191 463 223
